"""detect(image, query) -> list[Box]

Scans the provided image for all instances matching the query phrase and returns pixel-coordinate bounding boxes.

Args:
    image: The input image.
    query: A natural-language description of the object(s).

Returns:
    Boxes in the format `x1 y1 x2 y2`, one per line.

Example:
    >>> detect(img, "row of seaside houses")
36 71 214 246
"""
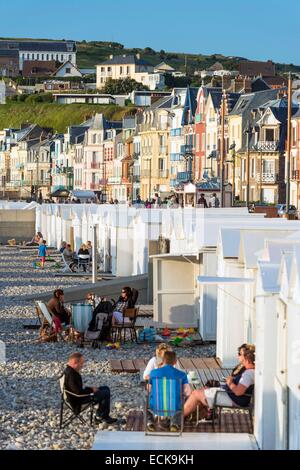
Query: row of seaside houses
1 82 300 206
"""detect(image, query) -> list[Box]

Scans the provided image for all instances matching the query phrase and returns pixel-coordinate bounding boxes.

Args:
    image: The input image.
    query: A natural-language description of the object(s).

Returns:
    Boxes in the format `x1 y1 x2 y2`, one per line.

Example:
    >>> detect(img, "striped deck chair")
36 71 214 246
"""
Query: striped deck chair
145 377 184 436
71 303 93 345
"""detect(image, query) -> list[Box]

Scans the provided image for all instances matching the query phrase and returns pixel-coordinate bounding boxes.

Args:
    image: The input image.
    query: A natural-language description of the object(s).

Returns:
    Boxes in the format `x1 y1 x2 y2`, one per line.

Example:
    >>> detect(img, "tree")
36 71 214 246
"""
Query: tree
143 47 156 55
103 77 149 94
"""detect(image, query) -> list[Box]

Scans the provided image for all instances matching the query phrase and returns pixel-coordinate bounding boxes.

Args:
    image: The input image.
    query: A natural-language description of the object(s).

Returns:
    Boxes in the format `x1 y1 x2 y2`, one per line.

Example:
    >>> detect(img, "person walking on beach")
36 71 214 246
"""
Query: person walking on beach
38 239 48 269
64 352 118 424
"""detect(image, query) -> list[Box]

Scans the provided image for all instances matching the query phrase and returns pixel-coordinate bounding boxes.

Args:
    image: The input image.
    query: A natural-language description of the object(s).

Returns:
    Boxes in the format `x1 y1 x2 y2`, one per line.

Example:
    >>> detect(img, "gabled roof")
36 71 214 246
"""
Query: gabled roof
181 86 199 124
230 88 281 116
52 60 82 76
90 113 107 130
99 54 151 66
154 62 175 72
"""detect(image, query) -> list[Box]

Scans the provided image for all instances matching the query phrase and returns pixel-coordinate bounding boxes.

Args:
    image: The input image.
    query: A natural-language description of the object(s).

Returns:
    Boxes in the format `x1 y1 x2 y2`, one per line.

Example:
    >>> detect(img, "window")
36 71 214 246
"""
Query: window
32 54 34 59
126 66 130 75
41 54 44 60
37 54 39 60
61 54 64 62
241 158 245 180
51 54 54 60
101 66 105 72
69 55 72 61
120 66 123 75
158 158 165 170
66 68 71 74
250 158 255 178
265 128 275 141
56 54 59 60
107 67 111 72
93 134 97 144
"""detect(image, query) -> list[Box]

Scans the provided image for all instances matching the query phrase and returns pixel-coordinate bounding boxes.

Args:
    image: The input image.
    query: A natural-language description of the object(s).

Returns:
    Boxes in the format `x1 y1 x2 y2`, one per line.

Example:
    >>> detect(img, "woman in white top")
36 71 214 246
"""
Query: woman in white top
143 343 181 381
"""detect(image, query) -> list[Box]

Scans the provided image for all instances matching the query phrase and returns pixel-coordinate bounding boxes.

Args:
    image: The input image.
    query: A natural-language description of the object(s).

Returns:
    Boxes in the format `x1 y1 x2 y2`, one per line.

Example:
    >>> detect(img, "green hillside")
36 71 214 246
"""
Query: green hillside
2 37 300 74
0 103 134 133
76 41 300 74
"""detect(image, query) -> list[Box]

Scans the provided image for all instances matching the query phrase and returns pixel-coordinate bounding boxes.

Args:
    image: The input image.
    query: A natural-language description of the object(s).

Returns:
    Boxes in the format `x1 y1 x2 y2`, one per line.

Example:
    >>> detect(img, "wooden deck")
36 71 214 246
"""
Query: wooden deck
110 357 226 377
125 410 252 434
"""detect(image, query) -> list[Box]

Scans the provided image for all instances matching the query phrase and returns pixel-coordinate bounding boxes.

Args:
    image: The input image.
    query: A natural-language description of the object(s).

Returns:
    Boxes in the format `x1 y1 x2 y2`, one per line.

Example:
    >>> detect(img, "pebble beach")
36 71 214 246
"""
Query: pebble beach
0 246 216 450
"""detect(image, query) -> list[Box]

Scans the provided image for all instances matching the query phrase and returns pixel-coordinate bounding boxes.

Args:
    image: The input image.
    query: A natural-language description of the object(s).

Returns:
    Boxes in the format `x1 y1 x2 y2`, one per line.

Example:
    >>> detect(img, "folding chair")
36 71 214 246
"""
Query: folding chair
144 377 184 436
35 300 67 342
61 253 73 273
59 374 95 429
111 307 139 343
212 387 254 433
71 303 93 345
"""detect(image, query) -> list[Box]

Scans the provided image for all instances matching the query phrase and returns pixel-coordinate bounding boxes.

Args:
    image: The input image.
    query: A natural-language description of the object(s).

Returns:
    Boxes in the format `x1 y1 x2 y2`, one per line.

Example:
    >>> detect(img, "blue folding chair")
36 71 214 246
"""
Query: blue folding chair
145 377 184 436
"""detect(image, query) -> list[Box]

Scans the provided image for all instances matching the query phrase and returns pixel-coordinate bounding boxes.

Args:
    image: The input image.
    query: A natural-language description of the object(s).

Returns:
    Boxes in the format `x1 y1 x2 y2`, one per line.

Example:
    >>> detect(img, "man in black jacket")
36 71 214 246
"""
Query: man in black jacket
64 352 117 424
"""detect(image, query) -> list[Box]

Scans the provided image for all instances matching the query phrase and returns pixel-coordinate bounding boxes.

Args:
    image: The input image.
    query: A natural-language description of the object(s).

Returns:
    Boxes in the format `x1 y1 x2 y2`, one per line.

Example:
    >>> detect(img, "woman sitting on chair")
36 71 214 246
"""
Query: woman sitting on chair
183 348 255 420
47 289 72 326
111 287 134 326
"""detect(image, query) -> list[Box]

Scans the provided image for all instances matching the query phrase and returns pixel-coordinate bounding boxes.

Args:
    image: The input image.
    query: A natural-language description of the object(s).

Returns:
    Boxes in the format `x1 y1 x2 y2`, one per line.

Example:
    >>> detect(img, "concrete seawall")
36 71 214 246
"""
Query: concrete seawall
0 209 36 243
22 274 149 304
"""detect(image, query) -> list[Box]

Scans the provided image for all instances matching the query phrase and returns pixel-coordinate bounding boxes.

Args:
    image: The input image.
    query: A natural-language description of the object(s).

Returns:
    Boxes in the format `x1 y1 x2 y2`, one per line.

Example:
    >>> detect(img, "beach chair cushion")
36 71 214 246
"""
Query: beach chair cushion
72 303 93 333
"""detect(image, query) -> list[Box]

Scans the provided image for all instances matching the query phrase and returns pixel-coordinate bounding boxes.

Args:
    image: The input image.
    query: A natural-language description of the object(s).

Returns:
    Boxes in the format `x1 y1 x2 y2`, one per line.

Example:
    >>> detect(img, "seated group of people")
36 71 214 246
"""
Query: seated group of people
60 241 92 272
144 342 255 432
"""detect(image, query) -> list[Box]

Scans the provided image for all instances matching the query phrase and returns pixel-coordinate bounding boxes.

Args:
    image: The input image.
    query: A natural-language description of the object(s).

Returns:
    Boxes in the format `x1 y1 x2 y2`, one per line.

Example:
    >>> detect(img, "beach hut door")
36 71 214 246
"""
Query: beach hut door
275 299 288 450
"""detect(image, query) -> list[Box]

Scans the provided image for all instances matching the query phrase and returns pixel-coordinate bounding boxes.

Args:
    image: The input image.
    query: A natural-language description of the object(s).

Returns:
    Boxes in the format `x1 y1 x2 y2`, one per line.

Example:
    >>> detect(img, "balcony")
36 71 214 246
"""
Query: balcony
132 175 140 183
159 146 168 155
177 171 192 182
256 141 279 151
107 176 121 184
181 144 193 155
257 173 279 183
159 169 169 178
90 162 101 169
292 170 300 180
74 180 82 186
170 128 182 137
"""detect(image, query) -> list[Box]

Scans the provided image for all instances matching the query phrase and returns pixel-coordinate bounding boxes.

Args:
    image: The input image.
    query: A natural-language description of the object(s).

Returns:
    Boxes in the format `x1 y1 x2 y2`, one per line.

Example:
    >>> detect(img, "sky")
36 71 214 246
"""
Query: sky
0 0 299 64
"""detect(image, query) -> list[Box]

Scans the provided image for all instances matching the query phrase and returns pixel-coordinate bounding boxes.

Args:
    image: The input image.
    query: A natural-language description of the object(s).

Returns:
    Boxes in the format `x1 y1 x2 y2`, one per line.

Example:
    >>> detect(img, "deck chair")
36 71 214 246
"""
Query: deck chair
111 307 139 343
212 386 254 433
35 301 67 342
59 374 95 429
61 253 73 273
144 377 184 436
71 303 93 345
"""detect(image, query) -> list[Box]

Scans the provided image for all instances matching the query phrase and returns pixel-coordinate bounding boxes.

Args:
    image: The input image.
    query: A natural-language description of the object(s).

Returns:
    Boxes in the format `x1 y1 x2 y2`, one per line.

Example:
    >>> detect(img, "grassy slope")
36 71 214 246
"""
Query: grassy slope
2 37 299 73
0 103 134 133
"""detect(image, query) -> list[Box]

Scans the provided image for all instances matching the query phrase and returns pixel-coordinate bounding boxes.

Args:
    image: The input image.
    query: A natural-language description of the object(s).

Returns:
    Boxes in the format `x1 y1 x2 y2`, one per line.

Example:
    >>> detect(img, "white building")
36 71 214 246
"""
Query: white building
53 61 82 78
0 40 77 72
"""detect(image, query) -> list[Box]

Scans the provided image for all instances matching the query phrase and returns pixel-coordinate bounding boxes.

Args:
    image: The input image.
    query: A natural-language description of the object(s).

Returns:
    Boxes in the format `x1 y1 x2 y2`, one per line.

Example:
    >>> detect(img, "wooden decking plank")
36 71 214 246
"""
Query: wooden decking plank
202 357 220 369
178 357 196 371
110 360 123 372
190 357 206 369
202 368 214 382
121 360 137 373
209 368 221 381
197 369 209 387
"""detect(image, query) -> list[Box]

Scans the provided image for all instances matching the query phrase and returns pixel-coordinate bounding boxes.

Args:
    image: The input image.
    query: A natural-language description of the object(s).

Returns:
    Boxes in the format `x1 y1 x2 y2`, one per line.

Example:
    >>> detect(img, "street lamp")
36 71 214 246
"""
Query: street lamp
245 124 251 208
144 157 152 200
226 142 236 206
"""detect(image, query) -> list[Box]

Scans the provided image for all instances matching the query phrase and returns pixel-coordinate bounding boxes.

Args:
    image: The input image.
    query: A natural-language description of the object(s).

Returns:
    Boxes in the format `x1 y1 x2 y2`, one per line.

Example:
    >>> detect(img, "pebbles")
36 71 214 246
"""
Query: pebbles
0 247 216 450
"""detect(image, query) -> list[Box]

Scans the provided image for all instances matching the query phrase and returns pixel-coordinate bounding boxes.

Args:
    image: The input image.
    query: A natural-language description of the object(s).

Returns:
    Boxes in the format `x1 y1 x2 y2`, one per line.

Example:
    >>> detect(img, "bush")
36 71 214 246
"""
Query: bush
103 78 149 94
25 93 54 103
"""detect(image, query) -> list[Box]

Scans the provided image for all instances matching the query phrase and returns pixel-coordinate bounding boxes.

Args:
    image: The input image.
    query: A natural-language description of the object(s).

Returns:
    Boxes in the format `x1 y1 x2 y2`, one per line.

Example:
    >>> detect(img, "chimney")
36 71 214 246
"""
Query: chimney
222 75 231 90
109 54 113 60
136 53 141 60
